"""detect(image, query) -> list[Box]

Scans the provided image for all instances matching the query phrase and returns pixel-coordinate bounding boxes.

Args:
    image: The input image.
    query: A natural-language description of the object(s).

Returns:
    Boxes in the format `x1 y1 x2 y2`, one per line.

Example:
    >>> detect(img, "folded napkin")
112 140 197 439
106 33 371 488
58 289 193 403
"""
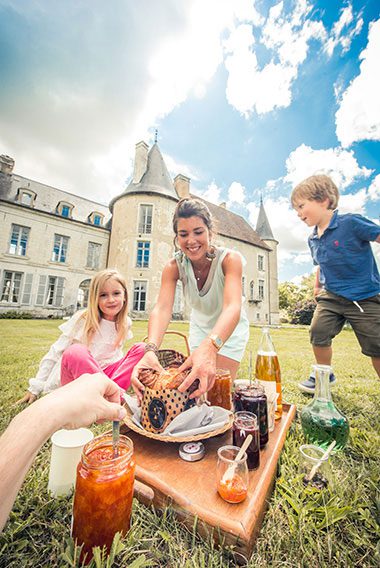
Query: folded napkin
123 393 231 438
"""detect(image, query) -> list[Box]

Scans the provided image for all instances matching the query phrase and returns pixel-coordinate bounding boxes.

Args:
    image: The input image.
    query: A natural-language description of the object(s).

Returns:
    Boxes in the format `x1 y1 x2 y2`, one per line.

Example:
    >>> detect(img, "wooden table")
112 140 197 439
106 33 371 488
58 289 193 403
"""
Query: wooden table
122 403 296 562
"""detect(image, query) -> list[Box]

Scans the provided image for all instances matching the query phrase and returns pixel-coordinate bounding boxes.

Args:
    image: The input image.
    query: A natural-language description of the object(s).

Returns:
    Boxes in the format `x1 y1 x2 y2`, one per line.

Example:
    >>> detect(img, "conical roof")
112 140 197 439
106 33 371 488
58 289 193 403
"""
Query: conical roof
110 143 177 210
256 198 275 240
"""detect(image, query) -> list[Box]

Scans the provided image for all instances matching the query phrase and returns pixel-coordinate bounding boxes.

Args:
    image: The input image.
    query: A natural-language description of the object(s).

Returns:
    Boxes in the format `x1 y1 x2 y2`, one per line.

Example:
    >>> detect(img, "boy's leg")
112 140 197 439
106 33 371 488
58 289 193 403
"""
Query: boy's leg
61 344 103 386
299 291 345 393
346 295 380 379
105 342 145 391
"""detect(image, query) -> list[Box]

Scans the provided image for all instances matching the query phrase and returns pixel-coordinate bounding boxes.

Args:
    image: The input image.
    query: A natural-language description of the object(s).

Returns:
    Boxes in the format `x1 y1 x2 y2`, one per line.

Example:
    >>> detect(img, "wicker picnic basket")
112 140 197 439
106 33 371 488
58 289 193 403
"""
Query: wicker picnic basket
123 331 233 442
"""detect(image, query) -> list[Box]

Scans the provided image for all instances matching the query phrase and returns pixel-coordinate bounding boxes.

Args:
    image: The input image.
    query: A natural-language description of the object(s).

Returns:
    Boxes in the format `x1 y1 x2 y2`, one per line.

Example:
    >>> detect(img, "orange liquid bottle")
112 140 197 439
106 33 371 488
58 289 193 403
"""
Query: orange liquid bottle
255 327 282 419
72 434 135 563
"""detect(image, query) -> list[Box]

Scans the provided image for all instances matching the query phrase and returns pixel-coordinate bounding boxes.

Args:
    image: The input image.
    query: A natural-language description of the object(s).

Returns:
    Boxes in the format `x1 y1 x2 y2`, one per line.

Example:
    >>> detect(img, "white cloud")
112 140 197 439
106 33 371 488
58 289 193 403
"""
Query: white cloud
227 181 246 204
284 144 372 189
194 180 223 204
223 0 326 116
338 188 367 214
368 174 380 201
335 19 380 147
324 4 363 57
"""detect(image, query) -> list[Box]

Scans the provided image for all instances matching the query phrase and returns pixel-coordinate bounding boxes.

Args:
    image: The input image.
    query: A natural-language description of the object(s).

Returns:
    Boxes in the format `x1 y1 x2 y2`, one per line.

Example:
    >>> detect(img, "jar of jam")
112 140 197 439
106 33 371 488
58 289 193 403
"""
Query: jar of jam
233 382 269 448
72 434 135 562
206 369 232 410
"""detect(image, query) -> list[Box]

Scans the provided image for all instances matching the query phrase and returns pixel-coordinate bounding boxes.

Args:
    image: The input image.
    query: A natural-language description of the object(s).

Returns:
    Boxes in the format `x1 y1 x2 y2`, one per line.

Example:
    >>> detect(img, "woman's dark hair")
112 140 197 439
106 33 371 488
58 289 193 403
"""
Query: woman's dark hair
172 198 215 235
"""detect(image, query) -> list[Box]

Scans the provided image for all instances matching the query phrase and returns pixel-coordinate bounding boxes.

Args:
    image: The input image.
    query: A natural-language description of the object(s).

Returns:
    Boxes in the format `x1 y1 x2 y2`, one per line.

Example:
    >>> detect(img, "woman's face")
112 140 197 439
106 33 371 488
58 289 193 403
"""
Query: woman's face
176 216 210 261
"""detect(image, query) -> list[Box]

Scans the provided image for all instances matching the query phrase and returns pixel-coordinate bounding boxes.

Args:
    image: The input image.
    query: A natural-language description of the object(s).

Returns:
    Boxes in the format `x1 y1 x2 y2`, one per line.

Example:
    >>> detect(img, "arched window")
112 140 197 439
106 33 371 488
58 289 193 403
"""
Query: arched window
56 201 74 218
77 279 91 309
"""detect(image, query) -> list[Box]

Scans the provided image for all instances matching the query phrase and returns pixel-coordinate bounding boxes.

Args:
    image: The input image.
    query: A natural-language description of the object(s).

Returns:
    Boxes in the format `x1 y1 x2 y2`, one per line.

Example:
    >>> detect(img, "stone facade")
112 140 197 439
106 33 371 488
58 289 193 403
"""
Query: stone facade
0 144 279 324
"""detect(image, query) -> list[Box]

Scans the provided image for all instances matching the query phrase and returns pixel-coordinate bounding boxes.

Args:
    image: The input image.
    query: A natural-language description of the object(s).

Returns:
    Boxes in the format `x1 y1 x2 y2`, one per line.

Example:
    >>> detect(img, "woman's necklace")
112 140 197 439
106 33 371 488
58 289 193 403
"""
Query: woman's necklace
193 257 212 282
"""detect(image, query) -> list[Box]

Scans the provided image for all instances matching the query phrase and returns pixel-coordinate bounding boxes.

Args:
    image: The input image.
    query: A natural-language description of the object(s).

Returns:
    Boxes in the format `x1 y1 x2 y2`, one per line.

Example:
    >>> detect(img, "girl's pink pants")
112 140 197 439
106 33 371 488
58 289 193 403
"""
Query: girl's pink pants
60 342 145 391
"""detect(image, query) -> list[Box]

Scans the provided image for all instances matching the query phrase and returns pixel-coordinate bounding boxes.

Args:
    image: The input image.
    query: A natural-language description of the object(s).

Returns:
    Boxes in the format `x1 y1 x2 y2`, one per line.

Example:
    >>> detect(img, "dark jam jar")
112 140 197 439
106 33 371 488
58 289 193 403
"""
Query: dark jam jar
233 411 260 470
233 382 269 448
72 434 135 563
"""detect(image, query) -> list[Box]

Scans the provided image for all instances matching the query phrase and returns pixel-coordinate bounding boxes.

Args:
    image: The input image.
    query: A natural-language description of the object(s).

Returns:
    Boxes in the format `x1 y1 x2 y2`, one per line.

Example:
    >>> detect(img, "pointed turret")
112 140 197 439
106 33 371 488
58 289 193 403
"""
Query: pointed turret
110 142 177 210
256 196 275 241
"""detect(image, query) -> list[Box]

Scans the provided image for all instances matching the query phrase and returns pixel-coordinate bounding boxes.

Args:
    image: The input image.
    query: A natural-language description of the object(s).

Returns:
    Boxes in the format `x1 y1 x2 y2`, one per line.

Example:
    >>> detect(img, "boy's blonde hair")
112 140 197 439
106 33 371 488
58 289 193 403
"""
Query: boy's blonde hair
82 269 129 347
291 174 339 209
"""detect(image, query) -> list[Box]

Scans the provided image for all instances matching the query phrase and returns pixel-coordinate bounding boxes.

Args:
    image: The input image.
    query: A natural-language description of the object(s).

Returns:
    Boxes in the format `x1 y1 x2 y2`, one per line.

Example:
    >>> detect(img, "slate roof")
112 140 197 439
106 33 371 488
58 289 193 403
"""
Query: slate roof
256 198 276 241
197 197 272 251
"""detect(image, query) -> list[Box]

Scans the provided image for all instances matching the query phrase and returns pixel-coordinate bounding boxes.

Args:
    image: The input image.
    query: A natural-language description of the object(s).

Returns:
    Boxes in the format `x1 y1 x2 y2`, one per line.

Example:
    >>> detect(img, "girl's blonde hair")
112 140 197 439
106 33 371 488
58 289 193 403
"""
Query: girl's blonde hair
82 269 129 347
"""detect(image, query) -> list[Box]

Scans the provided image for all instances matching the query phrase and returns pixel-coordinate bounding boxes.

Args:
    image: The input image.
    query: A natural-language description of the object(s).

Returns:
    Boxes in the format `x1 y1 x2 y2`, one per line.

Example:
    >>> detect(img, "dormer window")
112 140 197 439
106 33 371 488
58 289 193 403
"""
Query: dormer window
57 201 73 218
17 188 36 207
88 212 104 226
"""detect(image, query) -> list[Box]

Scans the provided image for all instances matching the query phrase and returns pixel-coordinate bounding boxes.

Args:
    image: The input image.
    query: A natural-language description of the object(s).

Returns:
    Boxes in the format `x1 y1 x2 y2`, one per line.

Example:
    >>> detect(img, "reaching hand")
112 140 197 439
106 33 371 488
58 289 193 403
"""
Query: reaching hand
43 373 127 430
130 351 164 403
177 340 217 399
15 391 37 406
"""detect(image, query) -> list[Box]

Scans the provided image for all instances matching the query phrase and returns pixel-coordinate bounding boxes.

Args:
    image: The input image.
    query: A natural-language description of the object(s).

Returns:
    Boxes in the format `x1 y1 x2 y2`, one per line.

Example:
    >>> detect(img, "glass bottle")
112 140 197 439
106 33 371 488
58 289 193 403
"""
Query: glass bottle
255 327 282 419
301 365 349 450
72 434 135 562
216 445 249 503
206 368 232 410
233 382 268 448
233 411 260 470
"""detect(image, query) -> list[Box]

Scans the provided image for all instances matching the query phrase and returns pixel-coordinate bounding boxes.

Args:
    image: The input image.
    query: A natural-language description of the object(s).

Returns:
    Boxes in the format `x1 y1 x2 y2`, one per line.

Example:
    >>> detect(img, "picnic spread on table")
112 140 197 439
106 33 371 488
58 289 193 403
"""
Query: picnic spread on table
50 329 349 564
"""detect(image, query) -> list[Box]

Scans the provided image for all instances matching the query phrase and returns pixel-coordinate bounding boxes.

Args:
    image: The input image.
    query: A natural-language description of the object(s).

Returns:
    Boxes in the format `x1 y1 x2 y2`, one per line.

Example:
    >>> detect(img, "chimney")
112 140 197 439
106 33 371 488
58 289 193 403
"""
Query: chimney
218 201 226 208
132 141 149 183
174 174 190 198
0 155 15 175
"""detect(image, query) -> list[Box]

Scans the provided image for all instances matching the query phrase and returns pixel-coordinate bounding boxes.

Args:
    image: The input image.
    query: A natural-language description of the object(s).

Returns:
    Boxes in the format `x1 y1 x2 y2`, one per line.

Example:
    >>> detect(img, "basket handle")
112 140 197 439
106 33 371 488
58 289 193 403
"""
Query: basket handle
143 331 190 357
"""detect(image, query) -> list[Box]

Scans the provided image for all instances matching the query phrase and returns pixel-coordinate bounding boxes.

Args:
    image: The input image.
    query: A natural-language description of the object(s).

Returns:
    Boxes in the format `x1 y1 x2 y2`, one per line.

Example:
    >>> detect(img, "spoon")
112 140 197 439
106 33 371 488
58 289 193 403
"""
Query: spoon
222 434 252 484
112 420 120 459
305 440 336 482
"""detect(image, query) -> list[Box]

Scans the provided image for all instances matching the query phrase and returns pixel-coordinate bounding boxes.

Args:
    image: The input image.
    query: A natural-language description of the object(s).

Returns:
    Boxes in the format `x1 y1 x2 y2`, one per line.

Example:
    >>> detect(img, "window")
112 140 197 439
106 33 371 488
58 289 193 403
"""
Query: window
56 201 73 218
133 280 147 311
258 255 264 271
256 313 260 321
258 279 264 300
52 234 69 263
88 212 104 226
242 276 245 297
36 275 65 306
136 241 150 268
249 281 254 301
9 224 30 256
87 242 101 269
1 271 22 303
17 189 36 207
138 204 153 234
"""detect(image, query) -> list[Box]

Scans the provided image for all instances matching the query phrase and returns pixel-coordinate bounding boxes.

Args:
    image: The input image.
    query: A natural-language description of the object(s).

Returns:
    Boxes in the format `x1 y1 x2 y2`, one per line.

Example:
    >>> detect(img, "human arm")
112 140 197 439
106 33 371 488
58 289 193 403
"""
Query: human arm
178 251 243 399
131 260 179 401
0 373 126 531
313 266 323 298
376 235 380 244
16 312 84 404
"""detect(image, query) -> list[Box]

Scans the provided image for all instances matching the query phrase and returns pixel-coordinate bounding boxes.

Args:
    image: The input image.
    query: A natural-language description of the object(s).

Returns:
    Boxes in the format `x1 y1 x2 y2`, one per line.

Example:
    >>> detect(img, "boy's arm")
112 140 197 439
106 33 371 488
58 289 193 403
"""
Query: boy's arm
376 235 380 243
314 267 323 297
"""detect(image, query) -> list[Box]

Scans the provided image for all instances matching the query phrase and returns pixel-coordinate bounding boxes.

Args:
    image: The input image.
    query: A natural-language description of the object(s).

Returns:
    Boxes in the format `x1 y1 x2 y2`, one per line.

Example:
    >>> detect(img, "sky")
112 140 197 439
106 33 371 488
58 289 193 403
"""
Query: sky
0 0 379 283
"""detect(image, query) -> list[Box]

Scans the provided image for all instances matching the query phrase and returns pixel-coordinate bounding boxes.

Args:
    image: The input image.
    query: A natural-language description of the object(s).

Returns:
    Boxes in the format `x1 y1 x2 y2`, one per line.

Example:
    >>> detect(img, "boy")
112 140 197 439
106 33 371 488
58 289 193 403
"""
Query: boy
291 174 380 393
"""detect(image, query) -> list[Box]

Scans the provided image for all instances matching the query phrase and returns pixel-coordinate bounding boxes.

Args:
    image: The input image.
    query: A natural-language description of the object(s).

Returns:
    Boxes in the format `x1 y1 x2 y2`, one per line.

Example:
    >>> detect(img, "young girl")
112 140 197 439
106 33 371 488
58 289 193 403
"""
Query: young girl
17 269 145 404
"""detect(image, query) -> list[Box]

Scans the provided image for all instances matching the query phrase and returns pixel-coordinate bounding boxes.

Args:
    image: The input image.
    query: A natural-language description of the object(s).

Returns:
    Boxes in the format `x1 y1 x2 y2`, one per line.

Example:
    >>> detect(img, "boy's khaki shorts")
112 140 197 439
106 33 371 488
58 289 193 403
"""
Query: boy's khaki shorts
310 290 380 357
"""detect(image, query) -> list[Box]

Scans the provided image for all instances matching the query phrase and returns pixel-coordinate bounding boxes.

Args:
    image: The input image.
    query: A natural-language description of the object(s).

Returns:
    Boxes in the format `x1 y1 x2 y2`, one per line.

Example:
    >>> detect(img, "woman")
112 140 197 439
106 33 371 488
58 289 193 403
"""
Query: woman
132 198 250 400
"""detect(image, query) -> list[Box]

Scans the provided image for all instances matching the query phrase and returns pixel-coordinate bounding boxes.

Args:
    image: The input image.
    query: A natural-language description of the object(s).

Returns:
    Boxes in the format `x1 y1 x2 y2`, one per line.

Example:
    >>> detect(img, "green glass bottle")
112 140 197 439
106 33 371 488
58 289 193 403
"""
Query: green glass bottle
301 365 349 450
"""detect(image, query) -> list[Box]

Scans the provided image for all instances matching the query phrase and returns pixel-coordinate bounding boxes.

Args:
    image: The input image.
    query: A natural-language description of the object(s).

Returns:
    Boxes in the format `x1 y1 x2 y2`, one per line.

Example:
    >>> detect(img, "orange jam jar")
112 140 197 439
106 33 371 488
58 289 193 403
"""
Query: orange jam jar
72 434 135 561
207 369 232 410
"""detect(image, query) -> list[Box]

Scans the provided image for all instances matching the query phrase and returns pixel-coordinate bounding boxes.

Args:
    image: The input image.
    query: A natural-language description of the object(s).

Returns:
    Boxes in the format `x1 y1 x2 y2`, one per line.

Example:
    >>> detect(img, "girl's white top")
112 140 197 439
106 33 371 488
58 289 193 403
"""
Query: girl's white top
28 310 133 396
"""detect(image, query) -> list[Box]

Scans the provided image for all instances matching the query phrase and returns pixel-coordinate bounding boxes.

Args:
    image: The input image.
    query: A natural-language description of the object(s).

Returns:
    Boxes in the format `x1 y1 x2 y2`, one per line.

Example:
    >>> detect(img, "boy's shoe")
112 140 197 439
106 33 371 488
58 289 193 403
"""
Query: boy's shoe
298 372 336 394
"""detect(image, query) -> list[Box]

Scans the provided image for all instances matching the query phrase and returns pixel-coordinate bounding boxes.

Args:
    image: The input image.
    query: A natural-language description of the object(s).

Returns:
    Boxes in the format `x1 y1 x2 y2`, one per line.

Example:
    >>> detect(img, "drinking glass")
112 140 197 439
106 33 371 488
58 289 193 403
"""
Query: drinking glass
216 445 249 503
299 444 333 490
233 411 260 470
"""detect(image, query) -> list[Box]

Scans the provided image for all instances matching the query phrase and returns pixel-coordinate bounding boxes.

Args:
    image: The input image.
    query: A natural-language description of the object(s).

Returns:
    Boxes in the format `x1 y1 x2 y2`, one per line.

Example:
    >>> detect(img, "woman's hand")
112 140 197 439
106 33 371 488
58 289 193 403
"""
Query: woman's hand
177 339 217 399
15 391 37 405
131 351 164 403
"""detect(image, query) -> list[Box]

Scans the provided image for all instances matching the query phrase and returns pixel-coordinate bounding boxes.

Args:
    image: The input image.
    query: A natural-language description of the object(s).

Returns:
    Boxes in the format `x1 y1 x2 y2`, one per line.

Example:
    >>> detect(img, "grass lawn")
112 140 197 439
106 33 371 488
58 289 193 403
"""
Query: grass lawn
0 319 379 567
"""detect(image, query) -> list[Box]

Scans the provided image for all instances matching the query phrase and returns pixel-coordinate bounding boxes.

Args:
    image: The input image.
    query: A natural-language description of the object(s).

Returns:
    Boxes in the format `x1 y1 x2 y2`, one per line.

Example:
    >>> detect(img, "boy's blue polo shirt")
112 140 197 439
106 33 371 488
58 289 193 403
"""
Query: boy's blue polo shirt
308 211 380 301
